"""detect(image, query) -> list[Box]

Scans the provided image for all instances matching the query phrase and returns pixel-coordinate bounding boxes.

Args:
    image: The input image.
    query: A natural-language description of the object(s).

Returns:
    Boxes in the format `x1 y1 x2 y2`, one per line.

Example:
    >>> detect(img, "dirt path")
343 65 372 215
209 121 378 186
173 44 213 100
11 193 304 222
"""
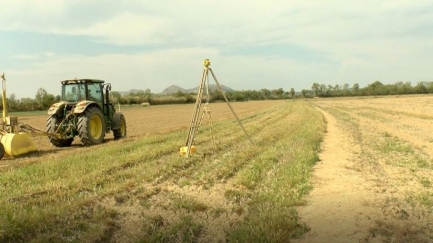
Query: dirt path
294 108 380 243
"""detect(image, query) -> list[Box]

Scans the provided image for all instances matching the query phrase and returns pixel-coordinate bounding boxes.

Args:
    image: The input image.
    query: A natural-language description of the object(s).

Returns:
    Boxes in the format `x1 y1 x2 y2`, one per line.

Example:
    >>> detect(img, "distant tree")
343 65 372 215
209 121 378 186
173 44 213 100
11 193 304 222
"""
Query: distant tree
35 88 47 104
174 90 185 98
260 89 271 99
210 89 224 101
342 83 350 96
333 84 341 96
143 88 152 102
401 82 413 94
110 91 122 104
43 94 55 108
226 91 246 101
20 98 36 111
271 88 284 99
320 84 327 97
311 83 320 97
413 82 427 94
243 90 263 100
7 93 18 111
289 88 295 98
326 85 334 97
364 81 385 95
301 89 309 98
386 83 398 95
427 82 433 93
35 87 55 109
352 83 360 96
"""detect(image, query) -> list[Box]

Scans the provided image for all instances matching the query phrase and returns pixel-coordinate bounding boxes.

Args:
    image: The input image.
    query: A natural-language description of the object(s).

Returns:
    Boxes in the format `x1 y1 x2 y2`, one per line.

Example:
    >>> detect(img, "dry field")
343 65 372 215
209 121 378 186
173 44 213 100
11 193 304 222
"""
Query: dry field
297 95 433 243
1 96 433 243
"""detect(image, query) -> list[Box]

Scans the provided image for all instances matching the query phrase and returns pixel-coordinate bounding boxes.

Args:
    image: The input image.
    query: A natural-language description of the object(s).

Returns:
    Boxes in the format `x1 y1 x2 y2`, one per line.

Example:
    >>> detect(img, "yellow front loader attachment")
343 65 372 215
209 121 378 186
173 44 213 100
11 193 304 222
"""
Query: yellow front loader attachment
0 131 37 157
0 72 38 158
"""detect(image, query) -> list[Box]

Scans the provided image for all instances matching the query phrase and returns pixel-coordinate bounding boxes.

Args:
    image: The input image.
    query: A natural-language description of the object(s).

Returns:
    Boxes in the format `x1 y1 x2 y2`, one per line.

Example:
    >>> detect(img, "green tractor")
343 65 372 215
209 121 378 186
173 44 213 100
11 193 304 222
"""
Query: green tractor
46 78 126 147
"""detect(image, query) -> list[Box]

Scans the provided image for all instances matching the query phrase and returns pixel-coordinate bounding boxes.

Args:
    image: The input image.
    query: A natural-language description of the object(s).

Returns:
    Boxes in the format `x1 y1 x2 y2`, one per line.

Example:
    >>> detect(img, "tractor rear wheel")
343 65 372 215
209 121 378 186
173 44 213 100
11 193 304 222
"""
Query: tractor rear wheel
46 115 73 147
113 114 126 140
77 106 106 145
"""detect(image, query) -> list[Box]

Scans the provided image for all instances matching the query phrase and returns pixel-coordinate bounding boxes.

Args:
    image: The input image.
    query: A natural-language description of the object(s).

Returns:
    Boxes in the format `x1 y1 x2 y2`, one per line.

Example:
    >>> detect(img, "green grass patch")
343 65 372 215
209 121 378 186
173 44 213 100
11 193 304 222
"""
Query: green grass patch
140 215 202 243
226 101 325 242
420 177 432 188
406 192 433 207
379 139 414 154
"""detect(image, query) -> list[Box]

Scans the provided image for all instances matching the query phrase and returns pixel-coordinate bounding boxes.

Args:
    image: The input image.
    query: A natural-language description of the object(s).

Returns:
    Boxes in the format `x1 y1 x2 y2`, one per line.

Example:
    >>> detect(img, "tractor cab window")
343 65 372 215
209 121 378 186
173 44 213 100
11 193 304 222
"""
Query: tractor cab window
63 84 85 102
87 83 102 102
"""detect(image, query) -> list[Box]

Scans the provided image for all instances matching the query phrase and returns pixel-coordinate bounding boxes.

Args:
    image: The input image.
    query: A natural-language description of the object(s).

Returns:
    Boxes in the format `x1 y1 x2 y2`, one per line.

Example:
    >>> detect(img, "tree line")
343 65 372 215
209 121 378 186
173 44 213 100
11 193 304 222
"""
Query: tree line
0 88 60 112
2 81 433 111
305 81 433 98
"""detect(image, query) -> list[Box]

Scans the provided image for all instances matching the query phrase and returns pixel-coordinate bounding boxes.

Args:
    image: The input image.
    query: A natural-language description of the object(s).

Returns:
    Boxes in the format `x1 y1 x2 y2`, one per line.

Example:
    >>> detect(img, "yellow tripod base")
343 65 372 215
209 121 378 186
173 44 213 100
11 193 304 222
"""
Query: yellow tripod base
179 146 197 156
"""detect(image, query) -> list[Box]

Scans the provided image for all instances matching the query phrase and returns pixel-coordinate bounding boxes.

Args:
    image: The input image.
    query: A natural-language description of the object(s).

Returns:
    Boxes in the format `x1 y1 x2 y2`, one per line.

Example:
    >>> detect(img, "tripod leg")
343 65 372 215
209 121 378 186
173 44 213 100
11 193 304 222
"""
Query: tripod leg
209 68 254 145
184 68 208 156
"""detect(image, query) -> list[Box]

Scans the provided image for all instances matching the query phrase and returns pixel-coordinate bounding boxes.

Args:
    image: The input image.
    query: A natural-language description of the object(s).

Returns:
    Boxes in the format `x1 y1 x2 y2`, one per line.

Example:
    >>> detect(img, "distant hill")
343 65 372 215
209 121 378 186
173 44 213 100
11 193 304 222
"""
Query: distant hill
160 85 188 95
119 84 235 95
184 84 234 94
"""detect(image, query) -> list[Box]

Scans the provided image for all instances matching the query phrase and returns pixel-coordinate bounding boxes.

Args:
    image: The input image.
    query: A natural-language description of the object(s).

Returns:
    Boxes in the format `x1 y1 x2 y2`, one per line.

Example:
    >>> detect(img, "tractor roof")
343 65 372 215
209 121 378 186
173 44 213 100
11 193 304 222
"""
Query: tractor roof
61 79 105 85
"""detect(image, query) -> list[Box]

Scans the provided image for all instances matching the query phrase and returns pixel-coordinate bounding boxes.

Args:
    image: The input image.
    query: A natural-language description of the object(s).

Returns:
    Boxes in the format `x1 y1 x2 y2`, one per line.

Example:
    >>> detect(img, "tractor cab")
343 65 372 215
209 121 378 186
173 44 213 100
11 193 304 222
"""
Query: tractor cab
62 79 104 104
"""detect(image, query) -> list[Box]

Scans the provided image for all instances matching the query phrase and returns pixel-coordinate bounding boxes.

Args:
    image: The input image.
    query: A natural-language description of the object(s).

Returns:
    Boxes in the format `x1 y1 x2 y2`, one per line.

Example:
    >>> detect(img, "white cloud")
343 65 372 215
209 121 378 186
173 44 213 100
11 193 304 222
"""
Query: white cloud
1 0 433 98
1 0 431 47
55 12 173 45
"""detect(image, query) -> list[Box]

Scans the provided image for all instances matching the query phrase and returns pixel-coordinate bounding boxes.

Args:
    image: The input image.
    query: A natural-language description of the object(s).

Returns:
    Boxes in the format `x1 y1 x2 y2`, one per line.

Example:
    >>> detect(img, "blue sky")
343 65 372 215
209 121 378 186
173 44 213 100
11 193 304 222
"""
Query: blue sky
1 0 432 98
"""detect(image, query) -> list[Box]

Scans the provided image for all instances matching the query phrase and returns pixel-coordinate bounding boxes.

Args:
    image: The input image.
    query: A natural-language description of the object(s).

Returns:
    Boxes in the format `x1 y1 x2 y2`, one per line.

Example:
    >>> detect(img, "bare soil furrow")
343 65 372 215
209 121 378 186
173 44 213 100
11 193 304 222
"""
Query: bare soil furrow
299 96 433 243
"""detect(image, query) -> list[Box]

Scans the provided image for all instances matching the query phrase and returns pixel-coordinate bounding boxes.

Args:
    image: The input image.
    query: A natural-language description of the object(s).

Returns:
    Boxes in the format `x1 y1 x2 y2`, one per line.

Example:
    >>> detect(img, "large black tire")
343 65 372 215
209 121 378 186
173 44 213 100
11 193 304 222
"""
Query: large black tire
77 106 106 145
46 115 73 147
0 143 4 160
113 114 127 140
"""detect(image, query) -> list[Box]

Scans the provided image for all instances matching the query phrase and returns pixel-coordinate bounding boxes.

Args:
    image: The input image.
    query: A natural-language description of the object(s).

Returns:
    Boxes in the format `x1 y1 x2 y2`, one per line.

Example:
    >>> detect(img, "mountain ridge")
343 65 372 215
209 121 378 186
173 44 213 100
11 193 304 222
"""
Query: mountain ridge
119 84 235 95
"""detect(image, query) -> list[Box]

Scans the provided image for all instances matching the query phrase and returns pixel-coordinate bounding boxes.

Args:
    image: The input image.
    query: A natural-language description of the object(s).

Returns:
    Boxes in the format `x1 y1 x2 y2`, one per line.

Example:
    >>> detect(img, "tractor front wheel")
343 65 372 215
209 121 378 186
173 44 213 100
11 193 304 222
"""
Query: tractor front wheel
77 107 106 145
46 115 74 147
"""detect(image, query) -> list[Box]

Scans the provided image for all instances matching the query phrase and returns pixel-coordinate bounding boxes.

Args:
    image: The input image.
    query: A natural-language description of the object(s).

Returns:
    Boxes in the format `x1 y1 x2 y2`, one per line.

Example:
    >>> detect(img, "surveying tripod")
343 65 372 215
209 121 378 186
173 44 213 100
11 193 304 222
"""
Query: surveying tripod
181 59 254 157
